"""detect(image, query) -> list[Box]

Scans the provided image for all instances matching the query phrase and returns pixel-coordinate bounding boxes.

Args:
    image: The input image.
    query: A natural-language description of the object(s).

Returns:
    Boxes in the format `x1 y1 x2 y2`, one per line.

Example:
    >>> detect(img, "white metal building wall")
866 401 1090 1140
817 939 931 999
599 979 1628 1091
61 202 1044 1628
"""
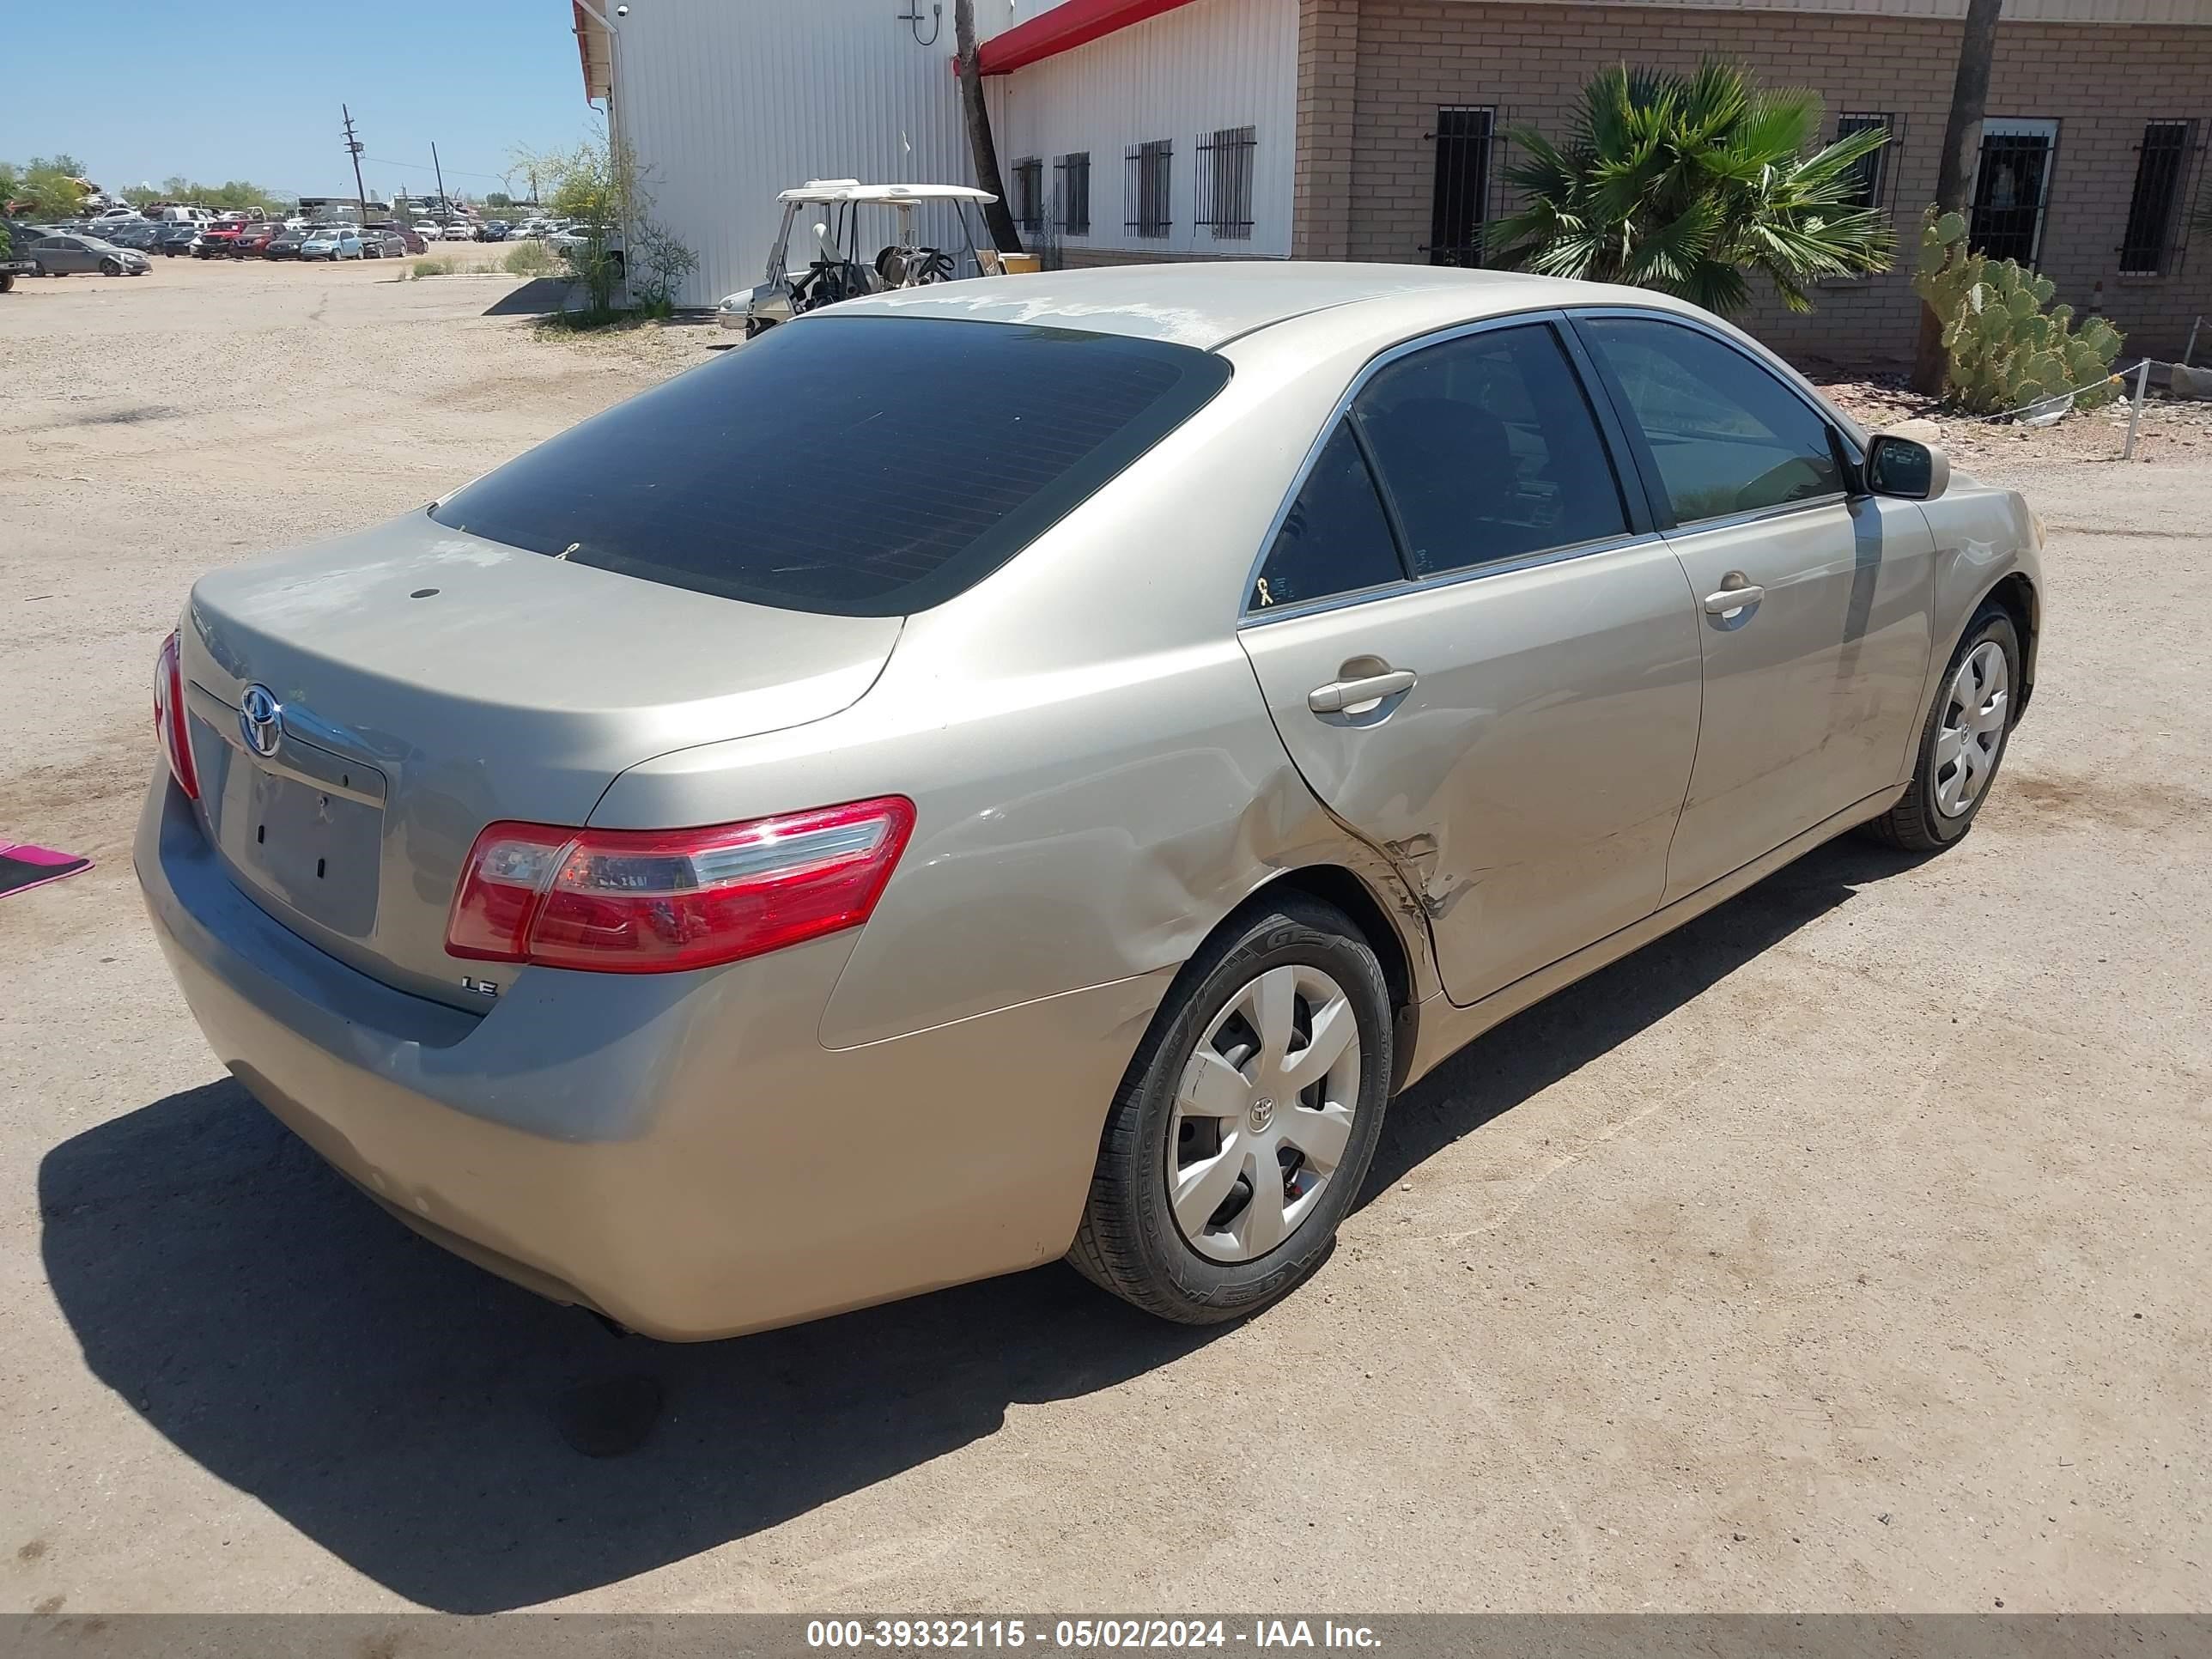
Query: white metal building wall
986 0 1299 259
605 0 974 307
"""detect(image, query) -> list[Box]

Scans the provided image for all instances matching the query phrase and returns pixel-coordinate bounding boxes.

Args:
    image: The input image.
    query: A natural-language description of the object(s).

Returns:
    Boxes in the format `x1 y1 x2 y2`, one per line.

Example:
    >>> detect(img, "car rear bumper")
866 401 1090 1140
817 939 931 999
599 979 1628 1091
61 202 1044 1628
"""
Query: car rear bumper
136 773 1164 1340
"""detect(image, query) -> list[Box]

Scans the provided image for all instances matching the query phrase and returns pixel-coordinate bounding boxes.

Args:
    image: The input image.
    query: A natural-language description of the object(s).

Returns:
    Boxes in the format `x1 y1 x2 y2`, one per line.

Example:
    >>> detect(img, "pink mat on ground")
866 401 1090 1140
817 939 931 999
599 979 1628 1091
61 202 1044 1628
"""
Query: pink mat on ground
0 842 93 898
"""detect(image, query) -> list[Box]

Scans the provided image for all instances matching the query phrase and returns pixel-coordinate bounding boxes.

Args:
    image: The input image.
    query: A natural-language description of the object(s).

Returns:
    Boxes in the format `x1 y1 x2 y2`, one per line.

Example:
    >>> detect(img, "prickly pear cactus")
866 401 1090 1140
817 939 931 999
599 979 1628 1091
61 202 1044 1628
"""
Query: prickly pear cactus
1913 209 2122 416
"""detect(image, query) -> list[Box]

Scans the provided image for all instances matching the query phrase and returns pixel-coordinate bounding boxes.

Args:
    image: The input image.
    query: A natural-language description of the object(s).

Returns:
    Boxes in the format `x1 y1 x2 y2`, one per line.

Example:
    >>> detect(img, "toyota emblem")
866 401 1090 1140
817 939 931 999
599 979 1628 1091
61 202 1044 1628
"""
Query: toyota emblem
239 684 283 758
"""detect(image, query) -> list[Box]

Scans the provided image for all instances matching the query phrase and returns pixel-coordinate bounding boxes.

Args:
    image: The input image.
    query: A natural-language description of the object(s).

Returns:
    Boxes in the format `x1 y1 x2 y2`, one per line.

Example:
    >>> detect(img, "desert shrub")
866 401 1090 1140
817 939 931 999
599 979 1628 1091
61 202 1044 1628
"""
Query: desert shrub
502 241 556 276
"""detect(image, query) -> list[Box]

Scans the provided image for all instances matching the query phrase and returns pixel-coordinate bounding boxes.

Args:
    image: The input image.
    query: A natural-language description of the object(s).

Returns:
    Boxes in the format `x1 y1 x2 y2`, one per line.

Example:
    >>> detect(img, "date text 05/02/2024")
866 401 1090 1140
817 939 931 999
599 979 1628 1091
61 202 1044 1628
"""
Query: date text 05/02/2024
805 1619 1383 1650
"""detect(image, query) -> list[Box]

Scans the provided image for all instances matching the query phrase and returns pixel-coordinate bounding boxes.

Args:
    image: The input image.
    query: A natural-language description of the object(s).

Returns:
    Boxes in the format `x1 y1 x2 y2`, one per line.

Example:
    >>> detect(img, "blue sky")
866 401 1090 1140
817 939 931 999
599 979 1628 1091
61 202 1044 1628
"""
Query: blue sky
2 0 598 201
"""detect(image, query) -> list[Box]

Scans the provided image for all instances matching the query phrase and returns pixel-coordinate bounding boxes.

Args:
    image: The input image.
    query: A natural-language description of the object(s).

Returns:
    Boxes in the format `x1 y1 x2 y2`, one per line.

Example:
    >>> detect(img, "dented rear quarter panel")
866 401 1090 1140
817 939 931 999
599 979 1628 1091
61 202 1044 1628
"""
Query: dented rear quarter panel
588 344 1442 1053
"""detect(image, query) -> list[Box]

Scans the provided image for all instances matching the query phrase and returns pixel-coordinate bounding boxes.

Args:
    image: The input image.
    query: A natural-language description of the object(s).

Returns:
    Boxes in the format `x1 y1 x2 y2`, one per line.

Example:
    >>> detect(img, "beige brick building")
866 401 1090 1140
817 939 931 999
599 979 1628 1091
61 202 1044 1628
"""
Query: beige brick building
979 0 2212 362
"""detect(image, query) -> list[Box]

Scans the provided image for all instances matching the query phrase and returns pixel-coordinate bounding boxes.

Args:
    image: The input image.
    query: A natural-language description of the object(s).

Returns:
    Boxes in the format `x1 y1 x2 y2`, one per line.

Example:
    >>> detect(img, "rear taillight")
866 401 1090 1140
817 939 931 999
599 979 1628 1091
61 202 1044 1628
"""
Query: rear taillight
153 629 200 800
446 796 915 975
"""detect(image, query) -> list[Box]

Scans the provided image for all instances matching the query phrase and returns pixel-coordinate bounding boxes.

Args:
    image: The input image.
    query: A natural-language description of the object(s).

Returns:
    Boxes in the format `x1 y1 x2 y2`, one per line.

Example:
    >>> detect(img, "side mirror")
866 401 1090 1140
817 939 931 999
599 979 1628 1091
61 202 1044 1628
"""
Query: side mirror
1866 431 1950 501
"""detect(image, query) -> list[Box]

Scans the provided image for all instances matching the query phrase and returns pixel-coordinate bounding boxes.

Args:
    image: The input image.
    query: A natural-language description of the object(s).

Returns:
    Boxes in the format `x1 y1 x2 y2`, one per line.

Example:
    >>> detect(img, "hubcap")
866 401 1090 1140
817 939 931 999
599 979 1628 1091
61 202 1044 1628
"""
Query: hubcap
1168 964 1362 1264
1935 640 2009 818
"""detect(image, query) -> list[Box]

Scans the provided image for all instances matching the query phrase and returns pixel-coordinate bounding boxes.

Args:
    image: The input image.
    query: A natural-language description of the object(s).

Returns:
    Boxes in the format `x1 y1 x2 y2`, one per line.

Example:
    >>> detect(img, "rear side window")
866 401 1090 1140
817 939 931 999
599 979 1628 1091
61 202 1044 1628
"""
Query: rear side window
1252 422 1406 611
1577 316 1842 525
432 315 1231 617
1352 323 1629 576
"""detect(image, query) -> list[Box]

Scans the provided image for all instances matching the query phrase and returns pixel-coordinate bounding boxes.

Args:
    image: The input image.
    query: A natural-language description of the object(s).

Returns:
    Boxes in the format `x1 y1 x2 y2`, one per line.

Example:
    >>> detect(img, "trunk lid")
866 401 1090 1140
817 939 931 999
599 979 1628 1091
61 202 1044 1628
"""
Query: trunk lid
179 512 902 1009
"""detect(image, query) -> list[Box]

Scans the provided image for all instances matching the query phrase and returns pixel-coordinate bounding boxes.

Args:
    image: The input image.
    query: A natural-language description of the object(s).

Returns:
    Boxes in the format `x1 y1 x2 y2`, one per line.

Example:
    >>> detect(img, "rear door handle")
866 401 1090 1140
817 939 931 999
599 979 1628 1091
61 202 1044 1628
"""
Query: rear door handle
1308 668 1417 714
1703 573 1765 615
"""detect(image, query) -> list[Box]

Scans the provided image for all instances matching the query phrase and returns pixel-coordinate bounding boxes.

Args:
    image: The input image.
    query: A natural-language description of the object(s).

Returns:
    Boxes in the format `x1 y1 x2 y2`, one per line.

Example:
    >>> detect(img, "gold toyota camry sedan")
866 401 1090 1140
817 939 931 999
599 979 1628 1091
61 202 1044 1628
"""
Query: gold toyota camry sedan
138 264 2040 1338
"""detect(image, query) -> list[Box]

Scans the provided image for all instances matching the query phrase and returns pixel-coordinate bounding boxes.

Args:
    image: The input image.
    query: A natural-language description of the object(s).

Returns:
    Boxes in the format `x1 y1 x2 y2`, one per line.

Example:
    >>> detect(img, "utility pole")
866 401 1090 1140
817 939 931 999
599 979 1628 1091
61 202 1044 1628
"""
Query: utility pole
431 142 448 216
1912 0 2003 393
341 104 369 227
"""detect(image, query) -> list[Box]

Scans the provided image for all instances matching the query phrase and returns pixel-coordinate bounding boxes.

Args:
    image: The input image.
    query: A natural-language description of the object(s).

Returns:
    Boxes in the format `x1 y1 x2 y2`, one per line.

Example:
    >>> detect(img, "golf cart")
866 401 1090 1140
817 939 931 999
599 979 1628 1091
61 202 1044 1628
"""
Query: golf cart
716 180 1002 337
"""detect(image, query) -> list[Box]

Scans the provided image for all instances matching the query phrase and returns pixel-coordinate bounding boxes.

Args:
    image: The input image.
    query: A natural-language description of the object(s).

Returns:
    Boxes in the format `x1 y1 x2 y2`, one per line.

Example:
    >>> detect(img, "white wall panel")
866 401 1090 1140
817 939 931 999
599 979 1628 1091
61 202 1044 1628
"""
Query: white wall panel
607 0 974 307
991 0 1298 258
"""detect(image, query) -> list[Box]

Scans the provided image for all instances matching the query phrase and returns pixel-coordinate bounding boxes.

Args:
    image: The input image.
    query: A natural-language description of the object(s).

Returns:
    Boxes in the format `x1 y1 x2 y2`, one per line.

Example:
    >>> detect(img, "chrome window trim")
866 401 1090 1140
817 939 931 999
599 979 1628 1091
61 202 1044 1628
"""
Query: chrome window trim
1240 527 1671 629
1236 306 1642 626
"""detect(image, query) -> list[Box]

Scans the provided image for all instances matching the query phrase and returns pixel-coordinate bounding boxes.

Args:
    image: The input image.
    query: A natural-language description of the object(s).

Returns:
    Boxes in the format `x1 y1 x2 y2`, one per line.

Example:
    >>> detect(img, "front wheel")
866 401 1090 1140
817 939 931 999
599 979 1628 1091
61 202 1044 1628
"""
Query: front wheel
1862 602 2021 852
1071 896 1393 1324
0 274 12 293
100 258 121 276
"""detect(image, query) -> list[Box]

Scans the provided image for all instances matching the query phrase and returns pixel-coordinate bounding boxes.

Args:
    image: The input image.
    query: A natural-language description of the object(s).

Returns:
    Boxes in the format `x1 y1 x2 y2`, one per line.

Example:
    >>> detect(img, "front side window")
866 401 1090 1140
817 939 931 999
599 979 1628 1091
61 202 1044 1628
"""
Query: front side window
432 316 1231 617
1578 316 1842 525
1352 323 1630 575
1251 422 1406 611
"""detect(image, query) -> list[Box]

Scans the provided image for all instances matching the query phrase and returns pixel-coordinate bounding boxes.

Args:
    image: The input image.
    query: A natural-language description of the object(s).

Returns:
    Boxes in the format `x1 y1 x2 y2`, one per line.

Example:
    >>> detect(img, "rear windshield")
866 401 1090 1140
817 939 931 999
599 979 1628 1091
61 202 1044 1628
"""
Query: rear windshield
429 314 1231 616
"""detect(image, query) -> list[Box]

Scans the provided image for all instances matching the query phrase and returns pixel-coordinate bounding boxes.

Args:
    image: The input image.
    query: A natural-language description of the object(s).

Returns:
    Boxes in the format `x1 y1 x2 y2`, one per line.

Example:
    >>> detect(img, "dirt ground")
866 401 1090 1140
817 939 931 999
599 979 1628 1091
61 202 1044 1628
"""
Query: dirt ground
2 256 2208 1616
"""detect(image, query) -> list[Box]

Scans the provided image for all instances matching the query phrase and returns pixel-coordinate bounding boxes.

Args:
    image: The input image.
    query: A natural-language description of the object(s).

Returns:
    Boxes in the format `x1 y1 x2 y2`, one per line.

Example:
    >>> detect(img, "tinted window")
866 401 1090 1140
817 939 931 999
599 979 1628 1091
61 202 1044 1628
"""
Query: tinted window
1253 422 1405 611
432 316 1231 616
1579 317 1842 524
1352 323 1628 576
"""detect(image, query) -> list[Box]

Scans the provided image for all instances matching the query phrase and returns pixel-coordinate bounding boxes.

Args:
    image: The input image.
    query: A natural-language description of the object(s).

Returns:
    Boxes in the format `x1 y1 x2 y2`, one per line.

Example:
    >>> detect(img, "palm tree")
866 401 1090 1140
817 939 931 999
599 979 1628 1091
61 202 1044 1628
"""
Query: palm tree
1485 60 1894 316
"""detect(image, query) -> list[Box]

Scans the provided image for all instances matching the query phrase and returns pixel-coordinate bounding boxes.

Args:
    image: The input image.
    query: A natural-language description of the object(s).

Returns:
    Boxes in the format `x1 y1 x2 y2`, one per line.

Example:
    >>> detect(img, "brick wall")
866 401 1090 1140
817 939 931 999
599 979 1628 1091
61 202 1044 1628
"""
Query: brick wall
1313 2 2212 362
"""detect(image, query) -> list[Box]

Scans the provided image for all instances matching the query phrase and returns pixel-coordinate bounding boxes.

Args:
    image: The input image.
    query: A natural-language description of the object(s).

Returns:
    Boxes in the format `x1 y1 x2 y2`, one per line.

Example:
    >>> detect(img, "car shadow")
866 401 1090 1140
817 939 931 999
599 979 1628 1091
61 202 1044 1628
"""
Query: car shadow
1358 832 1923 1196
39 835 1923 1612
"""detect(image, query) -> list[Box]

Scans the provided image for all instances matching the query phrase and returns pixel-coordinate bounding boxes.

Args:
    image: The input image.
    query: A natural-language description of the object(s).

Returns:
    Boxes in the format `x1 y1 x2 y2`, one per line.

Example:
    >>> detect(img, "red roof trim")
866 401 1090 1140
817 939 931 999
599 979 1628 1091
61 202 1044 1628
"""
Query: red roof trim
975 0 1208 75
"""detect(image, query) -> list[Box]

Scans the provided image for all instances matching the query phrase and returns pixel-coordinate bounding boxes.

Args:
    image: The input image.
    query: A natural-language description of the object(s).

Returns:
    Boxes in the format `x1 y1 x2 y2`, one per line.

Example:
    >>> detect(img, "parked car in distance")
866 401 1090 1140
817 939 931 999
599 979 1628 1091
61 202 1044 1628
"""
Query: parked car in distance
388 224 426 254
194 222 246 258
233 223 281 258
481 221 511 242
27 233 150 276
360 228 406 259
104 222 165 251
155 223 203 257
444 221 480 241
263 227 312 259
414 222 444 242
137 265 2044 1342
299 227 364 261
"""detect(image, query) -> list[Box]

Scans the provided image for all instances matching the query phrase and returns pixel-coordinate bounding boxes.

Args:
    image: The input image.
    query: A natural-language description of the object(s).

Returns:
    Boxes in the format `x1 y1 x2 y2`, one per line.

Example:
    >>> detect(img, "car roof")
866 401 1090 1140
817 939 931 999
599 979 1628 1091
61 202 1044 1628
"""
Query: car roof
824 261 1697 349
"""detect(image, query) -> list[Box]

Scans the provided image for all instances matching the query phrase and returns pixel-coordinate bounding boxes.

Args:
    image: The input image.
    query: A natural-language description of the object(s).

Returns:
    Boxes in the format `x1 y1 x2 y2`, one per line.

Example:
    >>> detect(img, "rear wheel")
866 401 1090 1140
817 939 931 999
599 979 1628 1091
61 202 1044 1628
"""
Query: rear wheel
0 274 12 293
1071 896 1392 1323
1862 603 2021 852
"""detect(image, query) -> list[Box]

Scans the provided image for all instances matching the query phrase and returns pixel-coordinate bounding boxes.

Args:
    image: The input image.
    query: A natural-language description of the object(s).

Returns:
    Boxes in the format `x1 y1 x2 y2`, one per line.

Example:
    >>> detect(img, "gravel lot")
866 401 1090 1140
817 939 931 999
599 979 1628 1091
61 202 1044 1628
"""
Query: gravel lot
2 256 2208 1616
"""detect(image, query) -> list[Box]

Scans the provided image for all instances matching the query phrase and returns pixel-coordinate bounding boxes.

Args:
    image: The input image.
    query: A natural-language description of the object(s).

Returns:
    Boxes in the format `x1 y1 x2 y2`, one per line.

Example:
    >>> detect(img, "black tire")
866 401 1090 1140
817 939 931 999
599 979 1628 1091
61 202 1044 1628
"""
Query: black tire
0 274 12 293
100 258 121 276
1861 602 2021 853
1070 896 1394 1324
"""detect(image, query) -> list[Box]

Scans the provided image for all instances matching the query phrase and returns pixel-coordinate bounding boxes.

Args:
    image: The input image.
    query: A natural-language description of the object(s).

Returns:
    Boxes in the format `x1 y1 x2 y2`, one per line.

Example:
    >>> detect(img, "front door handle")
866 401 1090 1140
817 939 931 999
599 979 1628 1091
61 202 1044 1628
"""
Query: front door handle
1308 668 1417 714
1703 572 1765 615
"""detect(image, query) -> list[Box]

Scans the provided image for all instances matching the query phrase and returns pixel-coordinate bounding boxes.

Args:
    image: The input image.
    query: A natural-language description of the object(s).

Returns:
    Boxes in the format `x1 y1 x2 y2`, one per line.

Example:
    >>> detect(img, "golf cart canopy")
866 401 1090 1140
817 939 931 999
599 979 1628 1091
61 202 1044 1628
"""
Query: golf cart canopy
775 180 998 207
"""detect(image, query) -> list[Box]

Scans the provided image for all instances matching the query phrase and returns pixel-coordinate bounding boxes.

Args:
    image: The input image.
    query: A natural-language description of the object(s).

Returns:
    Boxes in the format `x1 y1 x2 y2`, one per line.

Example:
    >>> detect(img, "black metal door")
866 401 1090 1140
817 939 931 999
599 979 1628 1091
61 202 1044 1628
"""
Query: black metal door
1426 106 1493 267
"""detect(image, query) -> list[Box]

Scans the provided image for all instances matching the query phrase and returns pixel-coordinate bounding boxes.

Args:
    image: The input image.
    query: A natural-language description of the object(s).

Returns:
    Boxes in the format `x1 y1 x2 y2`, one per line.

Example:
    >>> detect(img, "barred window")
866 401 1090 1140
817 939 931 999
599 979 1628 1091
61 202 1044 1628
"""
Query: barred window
1126 139 1172 238
1011 157 1043 236
1835 113 1893 211
1197 125 1256 240
2119 121 2193 276
1969 118 2058 266
1055 152 1091 235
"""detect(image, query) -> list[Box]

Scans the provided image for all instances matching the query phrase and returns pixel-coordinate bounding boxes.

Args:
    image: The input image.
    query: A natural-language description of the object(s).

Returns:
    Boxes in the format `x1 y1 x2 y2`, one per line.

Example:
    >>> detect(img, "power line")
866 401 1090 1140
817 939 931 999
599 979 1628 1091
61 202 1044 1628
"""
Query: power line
363 155 508 181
